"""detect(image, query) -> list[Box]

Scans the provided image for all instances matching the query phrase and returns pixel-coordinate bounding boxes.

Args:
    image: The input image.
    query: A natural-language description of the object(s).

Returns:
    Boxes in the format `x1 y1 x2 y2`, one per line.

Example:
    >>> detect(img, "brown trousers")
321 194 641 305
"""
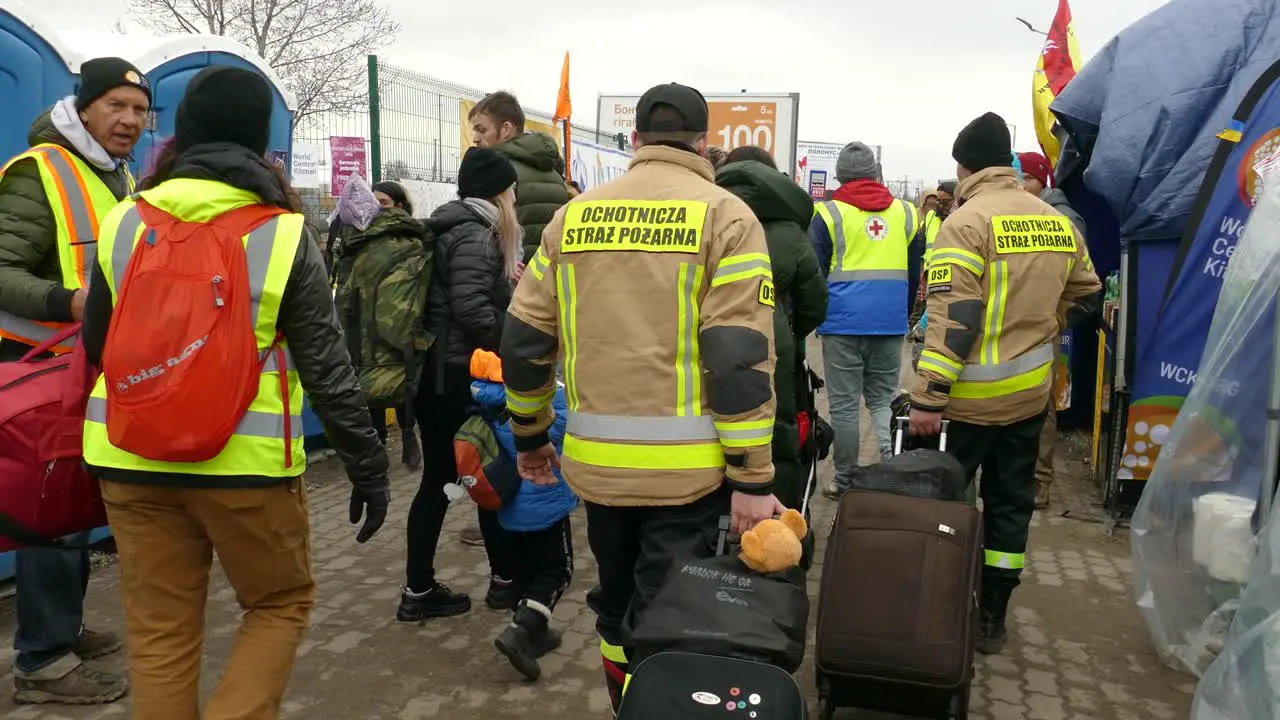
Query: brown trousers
1036 394 1057 490
101 479 315 720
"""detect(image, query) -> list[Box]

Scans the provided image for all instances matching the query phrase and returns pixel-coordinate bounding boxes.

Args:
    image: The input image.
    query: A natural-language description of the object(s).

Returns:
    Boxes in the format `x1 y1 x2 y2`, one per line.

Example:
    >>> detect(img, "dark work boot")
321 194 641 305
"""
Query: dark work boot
495 602 557 681
396 582 471 623
485 576 517 611
978 585 1013 655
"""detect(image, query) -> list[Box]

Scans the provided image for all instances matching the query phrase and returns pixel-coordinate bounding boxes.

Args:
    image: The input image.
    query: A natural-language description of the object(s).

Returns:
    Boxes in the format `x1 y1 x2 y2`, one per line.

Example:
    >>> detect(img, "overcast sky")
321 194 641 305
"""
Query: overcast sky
25 0 1169 182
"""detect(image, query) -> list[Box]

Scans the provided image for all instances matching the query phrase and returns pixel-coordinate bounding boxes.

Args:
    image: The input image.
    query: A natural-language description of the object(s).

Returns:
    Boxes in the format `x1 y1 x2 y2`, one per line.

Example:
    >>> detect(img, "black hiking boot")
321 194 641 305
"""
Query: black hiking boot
396 582 471 623
485 576 517 611
495 603 558 681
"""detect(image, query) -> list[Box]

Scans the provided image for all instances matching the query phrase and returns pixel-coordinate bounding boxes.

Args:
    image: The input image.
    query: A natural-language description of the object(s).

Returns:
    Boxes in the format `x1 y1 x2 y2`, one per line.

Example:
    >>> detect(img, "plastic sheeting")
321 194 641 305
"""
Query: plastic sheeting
1190 160 1280 716
1051 0 1280 243
1131 159 1280 678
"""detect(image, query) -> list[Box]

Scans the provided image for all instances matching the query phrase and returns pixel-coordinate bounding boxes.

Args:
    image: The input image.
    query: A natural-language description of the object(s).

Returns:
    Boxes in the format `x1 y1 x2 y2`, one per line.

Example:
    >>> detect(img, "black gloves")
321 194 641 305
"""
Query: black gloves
349 481 390 543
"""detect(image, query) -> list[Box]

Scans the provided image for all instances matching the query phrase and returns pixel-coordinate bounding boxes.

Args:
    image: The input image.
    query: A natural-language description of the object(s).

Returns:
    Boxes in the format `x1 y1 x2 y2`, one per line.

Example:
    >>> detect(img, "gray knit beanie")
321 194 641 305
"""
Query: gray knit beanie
836 142 879 183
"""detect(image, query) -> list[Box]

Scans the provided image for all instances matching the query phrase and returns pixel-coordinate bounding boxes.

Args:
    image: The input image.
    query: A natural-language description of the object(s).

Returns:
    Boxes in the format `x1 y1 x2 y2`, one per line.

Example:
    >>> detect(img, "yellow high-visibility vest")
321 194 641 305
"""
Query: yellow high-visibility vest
814 199 916 282
0 144 129 353
82 180 307 477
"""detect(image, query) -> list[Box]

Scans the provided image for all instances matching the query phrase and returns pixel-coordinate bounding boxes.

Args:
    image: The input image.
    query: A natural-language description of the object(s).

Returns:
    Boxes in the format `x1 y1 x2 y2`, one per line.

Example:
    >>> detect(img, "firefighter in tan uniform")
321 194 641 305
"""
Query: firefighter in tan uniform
908 113 1101 655
499 83 781 713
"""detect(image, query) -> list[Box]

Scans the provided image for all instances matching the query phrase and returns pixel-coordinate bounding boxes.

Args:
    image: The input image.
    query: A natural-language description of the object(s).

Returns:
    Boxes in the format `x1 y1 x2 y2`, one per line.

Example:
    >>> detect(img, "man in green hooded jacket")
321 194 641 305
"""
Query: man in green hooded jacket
469 91 571 264
717 146 829 508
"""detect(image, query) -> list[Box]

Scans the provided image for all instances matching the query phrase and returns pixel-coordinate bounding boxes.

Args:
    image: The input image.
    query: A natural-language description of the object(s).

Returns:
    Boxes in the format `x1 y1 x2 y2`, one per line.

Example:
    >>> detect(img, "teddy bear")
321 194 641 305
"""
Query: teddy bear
739 509 809 574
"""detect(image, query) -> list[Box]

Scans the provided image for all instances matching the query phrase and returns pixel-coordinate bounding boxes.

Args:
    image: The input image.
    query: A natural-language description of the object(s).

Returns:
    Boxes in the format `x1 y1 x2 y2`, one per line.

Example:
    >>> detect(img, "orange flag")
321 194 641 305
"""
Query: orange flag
1033 0 1082 170
553 52 572 179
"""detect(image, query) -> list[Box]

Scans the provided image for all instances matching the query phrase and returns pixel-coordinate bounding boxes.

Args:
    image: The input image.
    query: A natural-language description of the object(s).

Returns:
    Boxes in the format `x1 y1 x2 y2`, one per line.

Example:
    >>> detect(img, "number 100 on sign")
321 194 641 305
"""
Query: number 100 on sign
717 124 774 152
708 101 778 153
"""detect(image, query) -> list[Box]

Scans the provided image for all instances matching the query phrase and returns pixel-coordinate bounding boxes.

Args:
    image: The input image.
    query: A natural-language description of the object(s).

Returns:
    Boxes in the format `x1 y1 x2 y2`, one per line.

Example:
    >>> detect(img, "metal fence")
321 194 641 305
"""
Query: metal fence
293 55 606 231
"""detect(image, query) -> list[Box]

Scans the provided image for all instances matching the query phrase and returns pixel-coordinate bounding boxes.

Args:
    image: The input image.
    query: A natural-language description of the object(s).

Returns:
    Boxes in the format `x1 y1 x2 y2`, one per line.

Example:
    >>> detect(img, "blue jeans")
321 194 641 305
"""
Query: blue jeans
13 537 90 673
822 334 903 488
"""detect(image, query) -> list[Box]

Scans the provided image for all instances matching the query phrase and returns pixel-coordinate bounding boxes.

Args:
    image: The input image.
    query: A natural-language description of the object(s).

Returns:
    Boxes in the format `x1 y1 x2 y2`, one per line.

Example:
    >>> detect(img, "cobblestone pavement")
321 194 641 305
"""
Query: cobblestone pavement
0 340 1196 719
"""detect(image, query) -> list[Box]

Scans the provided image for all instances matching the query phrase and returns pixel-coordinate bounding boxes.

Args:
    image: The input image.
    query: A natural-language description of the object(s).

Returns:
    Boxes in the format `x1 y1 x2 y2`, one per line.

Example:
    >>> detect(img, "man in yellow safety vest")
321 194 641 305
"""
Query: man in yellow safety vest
908 112 1101 656
809 141 917 492
0 56 151 705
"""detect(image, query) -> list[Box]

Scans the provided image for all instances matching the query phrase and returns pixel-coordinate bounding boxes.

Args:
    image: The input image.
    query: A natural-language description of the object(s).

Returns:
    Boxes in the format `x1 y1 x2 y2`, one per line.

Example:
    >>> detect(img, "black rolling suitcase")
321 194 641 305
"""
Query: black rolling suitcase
619 652 807 720
815 420 980 720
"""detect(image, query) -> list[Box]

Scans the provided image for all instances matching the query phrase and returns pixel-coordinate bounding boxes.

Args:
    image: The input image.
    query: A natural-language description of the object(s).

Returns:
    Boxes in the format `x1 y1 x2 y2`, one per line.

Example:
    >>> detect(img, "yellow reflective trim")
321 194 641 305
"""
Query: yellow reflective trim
715 418 773 448
564 436 725 470
984 549 1025 570
561 200 707 254
991 215 1076 254
981 261 1009 365
718 252 771 269
721 433 773 449
600 639 628 663
711 266 771 287
930 249 984 277
675 263 705 417
623 673 633 696
506 388 555 414
918 350 962 382
714 419 773 432
950 362 1050 400
530 247 550 281
920 350 963 372
713 252 772 287
557 264 580 410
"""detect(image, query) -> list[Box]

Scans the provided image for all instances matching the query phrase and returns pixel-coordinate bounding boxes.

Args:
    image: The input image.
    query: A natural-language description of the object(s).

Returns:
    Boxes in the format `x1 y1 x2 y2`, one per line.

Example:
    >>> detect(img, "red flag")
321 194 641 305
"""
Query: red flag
1033 0 1082 169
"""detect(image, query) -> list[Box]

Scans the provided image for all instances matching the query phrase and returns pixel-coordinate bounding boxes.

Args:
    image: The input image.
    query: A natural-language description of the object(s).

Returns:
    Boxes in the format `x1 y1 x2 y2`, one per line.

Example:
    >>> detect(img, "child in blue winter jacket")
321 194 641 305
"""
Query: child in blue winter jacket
468 355 577 682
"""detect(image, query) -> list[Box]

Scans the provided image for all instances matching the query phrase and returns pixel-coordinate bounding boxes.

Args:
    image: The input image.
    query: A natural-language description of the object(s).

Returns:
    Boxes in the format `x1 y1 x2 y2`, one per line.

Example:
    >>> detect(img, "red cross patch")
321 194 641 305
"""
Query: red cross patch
865 216 888 240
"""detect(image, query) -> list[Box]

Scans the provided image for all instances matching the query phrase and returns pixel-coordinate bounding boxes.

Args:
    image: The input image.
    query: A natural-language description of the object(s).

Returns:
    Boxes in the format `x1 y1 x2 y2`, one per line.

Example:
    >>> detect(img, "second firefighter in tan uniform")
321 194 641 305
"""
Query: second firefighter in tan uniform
909 112 1101 657
499 83 780 713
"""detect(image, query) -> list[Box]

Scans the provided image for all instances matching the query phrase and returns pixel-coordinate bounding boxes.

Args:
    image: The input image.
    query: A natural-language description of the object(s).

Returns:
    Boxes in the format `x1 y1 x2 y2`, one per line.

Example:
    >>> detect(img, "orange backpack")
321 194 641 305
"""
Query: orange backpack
101 199 288 464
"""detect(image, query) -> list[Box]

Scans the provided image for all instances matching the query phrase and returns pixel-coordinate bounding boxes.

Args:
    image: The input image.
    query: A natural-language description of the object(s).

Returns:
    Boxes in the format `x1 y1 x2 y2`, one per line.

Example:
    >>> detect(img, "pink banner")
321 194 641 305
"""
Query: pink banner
329 136 366 197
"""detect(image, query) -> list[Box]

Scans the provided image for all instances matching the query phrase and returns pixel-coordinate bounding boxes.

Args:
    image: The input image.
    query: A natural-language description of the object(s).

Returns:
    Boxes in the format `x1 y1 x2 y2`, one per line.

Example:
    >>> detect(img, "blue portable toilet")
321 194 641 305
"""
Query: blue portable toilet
0 0 78 163
133 35 296 180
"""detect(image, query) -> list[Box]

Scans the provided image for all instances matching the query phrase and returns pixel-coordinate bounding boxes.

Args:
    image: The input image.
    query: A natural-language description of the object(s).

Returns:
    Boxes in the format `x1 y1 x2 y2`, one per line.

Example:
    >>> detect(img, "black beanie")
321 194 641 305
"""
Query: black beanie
952 112 1013 173
458 147 518 200
175 66 274 155
76 57 151 111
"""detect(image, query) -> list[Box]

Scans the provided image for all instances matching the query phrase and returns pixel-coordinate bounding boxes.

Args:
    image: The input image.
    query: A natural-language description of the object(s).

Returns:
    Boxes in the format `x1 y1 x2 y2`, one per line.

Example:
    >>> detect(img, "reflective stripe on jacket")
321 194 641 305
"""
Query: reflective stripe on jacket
923 210 942 265
82 180 307 477
0 144 127 352
814 198 915 335
911 167 1101 425
500 145 777 507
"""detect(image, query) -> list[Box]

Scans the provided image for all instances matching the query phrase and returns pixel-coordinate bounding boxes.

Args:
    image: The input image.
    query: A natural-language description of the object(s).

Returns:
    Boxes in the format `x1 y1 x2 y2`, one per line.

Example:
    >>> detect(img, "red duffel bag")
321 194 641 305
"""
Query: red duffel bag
0 324 106 552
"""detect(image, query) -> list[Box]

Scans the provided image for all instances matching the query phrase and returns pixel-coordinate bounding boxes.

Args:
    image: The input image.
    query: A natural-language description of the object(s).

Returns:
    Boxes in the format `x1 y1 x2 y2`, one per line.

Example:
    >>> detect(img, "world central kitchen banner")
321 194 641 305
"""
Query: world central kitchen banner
1120 65 1280 482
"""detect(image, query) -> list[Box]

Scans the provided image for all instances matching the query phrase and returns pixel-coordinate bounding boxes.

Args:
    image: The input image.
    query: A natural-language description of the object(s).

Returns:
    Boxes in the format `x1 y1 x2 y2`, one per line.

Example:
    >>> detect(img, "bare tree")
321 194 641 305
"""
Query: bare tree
128 0 398 122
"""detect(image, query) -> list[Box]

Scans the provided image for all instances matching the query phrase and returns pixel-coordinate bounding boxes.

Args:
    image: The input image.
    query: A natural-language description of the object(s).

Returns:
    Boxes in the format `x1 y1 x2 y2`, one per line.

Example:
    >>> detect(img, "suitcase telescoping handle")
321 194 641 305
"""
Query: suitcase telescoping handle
716 515 732 557
893 416 949 455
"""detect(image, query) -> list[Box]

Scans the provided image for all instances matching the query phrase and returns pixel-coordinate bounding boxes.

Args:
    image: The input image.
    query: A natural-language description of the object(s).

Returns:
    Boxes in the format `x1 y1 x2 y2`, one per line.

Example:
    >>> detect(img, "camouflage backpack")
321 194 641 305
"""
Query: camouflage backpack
334 209 435 408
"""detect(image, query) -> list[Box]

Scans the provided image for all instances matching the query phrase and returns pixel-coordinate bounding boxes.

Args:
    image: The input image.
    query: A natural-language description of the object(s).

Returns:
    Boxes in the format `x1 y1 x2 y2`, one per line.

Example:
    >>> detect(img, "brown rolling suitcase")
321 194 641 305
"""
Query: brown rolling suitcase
815 421 981 720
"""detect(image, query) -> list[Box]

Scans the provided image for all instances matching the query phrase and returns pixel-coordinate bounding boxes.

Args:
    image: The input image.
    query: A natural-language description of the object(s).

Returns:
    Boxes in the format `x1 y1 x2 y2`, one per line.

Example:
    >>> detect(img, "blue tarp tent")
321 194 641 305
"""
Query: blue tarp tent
1052 0 1280 494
